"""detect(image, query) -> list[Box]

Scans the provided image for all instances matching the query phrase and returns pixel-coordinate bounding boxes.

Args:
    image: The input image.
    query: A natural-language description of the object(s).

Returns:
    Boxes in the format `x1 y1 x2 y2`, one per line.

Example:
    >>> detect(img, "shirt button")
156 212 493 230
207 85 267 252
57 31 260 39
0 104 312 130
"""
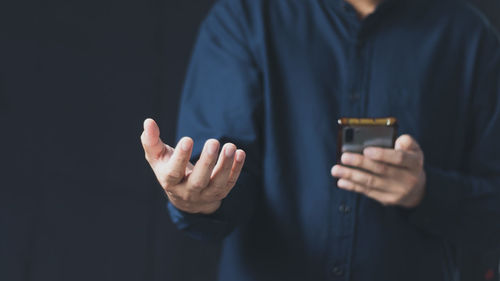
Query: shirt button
331 266 344 276
338 204 351 214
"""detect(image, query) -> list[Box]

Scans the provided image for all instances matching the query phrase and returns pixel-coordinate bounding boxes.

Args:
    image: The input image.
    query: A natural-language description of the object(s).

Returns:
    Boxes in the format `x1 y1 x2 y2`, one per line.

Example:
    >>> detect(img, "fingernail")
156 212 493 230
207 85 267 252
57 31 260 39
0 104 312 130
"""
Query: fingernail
206 140 218 155
363 147 378 157
225 145 236 157
236 150 244 161
337 179 349 188
181 138 191 151
331 165 343 177
341 153 354 164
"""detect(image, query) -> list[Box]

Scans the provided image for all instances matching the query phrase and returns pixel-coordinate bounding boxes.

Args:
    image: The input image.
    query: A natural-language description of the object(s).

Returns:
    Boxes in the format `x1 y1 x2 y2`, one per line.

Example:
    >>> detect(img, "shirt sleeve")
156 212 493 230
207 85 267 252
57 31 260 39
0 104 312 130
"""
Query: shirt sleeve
408 25 500 250
167 0 263 241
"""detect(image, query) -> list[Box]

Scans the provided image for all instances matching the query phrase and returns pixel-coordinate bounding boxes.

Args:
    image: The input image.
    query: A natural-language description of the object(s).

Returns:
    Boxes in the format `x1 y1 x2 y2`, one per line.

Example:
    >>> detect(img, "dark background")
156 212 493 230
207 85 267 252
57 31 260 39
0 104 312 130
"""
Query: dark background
0 1 498 281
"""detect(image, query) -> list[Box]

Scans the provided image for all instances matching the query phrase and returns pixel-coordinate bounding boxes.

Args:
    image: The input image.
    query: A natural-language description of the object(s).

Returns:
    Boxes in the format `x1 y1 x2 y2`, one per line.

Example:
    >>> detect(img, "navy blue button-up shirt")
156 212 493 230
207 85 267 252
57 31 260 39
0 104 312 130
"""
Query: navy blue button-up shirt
167 0 500 280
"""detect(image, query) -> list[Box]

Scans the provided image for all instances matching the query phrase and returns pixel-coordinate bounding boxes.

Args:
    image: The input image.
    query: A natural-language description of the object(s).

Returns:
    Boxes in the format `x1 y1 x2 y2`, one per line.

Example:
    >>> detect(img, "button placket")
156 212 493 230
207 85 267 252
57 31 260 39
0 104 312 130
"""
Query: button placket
349 92 360 102
330 264 346 278
338 204 351 214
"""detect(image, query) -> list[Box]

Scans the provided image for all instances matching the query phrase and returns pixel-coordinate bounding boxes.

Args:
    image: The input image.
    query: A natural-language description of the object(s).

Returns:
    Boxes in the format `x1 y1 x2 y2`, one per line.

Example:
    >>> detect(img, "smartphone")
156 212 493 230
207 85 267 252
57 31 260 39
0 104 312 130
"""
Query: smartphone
337 117 398 162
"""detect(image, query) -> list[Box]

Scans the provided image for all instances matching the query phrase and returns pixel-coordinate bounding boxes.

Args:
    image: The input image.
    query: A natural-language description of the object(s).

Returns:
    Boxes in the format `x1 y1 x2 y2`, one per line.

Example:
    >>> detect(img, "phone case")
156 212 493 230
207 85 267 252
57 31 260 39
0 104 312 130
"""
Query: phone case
337 117 398 162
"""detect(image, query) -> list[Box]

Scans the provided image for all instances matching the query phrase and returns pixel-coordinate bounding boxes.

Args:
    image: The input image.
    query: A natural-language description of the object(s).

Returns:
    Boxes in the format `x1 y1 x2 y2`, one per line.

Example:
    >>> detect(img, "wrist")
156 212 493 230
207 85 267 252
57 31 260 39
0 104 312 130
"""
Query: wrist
168 196 222 215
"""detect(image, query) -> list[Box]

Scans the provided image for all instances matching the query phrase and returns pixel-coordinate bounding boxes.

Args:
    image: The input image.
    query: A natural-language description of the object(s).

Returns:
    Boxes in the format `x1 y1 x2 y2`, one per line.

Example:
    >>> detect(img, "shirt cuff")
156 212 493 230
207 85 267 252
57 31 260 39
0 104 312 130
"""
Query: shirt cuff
166 201 231 241
407 165 463 239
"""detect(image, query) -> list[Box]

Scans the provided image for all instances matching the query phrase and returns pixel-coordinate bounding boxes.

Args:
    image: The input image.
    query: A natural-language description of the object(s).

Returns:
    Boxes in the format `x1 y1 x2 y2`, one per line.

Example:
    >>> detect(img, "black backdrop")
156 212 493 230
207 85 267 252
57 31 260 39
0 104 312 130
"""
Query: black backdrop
0 1 498 281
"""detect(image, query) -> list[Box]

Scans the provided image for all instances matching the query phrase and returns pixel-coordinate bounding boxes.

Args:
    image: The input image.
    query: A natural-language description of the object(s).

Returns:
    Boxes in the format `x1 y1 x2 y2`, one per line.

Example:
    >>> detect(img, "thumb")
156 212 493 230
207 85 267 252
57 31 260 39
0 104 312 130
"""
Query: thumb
395 134 421 152
141 118 173 162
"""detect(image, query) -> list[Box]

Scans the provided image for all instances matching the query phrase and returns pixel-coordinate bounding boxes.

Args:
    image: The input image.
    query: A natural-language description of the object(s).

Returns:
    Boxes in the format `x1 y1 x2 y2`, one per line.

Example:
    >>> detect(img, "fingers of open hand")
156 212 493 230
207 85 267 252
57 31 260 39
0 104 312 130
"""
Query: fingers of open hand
161 140 246 214
200 143 244 200
187 139 220 191
141 118 173 162
161 137 193 188
225 149 246 190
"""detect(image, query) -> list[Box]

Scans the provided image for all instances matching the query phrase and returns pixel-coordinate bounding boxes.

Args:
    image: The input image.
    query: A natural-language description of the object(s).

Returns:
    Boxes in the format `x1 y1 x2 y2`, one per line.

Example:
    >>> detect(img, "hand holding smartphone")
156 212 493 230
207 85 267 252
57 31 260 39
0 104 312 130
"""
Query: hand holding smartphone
333 117 427 208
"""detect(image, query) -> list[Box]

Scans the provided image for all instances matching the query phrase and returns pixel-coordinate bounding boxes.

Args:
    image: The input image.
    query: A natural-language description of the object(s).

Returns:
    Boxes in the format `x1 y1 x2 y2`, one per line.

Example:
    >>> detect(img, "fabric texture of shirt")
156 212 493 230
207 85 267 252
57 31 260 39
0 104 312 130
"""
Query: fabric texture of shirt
168 0 500 280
